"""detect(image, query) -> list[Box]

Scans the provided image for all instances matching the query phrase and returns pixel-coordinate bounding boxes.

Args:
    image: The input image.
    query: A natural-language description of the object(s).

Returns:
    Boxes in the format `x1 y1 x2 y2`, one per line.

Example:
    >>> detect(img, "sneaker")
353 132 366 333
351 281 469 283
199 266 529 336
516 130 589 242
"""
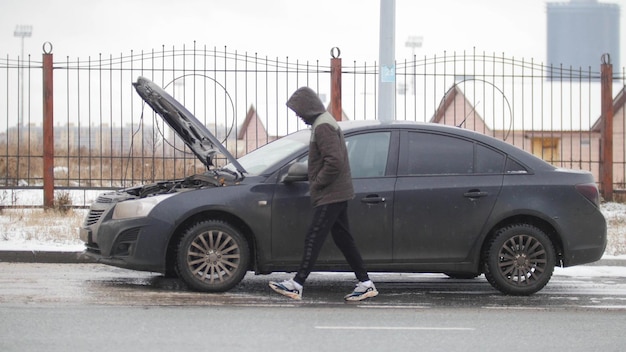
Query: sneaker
344 281 378 301
269 279 302 300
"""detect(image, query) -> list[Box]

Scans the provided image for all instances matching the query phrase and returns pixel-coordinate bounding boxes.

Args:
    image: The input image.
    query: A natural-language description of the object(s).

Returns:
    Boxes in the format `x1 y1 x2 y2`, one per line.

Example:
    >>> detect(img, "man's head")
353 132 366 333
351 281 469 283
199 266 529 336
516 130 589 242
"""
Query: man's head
286 87 326 125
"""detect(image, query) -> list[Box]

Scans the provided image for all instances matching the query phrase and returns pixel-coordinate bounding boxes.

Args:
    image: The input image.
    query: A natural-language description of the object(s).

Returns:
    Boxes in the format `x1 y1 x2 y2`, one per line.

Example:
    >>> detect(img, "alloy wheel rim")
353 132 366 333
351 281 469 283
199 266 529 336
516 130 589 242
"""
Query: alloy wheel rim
497 234 547 285
186 230 241 283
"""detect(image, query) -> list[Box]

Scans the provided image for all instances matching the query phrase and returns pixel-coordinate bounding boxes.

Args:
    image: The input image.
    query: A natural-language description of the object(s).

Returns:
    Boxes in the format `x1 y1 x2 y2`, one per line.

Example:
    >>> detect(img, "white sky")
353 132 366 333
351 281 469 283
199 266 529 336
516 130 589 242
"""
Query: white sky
2 0 622 65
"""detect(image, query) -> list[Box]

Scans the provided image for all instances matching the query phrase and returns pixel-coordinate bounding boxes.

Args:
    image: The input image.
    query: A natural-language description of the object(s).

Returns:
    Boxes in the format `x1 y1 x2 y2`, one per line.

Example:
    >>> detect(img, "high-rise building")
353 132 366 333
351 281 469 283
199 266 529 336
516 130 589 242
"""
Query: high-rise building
547 0 620 70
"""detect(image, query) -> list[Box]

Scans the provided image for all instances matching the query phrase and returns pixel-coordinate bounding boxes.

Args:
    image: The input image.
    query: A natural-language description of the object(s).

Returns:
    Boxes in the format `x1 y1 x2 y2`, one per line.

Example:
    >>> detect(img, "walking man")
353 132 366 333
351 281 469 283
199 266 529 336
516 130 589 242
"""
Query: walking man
269 87 378 301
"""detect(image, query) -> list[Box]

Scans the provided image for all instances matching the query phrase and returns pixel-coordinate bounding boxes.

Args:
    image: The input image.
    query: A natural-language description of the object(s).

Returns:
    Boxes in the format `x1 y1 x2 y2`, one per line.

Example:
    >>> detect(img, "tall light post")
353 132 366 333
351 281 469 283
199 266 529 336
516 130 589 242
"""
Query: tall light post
378 0 395 122
405 36 422 96
14 24 32 128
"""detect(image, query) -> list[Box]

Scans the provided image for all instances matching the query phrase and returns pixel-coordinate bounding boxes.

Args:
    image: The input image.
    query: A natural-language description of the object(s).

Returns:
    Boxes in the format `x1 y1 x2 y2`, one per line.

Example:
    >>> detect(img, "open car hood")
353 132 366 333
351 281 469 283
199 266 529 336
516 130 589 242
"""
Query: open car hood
132 76 245 175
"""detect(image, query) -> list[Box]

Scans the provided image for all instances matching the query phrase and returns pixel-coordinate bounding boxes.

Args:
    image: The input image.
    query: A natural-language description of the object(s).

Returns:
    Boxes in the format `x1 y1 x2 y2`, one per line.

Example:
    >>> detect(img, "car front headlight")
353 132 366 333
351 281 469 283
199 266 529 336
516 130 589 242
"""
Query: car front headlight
112 193 176 220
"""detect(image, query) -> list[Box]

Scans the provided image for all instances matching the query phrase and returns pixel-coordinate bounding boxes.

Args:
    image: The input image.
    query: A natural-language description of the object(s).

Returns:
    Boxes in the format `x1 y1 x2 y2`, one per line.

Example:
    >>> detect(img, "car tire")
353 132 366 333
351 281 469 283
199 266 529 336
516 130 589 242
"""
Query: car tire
483 224 555 295
175 220 250 292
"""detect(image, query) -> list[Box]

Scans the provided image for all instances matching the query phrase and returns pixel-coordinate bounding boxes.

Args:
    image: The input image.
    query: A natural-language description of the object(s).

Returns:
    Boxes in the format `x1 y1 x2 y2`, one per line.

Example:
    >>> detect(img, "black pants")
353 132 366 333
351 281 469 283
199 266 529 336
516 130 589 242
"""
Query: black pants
294 201 370 285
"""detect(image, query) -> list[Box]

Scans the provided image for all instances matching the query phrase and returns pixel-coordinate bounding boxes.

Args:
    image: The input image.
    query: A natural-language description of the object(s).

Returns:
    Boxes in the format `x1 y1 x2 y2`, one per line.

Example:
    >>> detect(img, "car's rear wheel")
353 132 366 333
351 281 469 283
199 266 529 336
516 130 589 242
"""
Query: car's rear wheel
175 220 250 292
483 224 555 295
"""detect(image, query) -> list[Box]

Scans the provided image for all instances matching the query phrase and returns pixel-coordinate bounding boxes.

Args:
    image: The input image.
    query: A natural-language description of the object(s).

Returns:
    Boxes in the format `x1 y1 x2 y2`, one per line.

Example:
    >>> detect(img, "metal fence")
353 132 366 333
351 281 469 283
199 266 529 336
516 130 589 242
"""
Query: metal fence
1 43 624 206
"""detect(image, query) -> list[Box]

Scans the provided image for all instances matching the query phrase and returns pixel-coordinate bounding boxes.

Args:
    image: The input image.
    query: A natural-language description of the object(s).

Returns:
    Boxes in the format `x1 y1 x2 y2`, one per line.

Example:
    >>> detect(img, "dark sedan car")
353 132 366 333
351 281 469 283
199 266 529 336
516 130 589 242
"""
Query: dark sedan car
80 77 607 296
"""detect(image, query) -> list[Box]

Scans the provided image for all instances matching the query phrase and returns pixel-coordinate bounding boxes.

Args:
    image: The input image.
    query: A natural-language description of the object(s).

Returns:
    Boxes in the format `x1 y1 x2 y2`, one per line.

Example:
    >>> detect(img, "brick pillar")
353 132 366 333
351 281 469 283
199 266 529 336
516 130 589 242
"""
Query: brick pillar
330 47 342 122
42 42 54 209
600 53 613 202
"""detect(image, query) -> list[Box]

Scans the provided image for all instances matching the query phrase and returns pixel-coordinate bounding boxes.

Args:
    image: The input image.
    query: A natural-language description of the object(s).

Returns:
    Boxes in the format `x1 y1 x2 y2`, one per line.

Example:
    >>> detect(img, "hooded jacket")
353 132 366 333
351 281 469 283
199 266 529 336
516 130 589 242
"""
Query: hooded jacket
286 87 354 207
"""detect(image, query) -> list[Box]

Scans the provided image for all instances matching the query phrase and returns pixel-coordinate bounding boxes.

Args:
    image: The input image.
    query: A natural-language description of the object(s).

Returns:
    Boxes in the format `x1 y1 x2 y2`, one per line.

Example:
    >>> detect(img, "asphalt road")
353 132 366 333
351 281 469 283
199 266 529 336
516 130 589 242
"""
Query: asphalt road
1 263 626 351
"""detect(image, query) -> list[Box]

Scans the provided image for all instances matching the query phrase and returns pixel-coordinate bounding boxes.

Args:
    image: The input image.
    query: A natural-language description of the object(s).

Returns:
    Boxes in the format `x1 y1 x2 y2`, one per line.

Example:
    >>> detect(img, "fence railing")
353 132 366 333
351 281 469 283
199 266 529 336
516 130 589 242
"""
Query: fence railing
1 43 624 206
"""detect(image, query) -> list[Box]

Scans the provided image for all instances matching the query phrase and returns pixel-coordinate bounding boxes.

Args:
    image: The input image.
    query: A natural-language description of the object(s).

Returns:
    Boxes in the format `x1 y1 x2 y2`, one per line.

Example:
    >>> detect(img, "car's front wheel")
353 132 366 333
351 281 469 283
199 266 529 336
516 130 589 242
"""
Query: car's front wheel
483 224 555 295
175 220 250 292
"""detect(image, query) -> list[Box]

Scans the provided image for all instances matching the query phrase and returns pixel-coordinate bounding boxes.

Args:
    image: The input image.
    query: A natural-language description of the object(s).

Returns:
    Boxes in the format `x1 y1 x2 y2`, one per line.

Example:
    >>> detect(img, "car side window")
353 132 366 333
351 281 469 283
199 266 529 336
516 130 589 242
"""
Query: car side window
346 132 391 178
405 132 473 175
476 144 505 174
404 132 505 175
504 158 528 174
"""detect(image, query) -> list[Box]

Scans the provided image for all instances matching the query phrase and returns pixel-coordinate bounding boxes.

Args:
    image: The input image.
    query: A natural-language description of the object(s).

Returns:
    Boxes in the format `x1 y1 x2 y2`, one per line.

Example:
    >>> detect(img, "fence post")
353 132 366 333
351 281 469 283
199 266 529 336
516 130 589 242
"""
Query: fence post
600 53 613 202
330 47 342 122
42 43 54 209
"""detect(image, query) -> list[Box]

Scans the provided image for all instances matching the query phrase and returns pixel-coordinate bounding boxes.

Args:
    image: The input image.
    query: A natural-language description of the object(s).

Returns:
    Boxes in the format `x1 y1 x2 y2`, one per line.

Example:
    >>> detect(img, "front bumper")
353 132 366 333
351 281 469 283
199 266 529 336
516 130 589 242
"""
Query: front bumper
81 204 172 274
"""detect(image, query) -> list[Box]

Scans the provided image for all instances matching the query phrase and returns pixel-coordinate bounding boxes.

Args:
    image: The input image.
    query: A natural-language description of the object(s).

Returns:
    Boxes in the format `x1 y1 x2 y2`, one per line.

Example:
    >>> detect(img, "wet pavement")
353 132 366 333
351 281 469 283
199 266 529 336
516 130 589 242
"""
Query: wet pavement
1 263 625 310
3 262 625 352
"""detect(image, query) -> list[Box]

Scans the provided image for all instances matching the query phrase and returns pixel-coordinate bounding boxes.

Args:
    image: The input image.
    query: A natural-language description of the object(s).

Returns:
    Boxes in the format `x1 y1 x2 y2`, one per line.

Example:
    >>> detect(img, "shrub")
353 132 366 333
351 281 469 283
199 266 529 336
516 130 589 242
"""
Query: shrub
53 191 73 214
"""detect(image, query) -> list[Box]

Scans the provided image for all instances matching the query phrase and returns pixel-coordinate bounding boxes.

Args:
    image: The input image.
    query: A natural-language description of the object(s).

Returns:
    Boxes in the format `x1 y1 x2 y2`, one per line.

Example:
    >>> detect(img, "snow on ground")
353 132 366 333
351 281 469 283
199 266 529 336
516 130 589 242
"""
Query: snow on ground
0 208 87 252
555 263 626 277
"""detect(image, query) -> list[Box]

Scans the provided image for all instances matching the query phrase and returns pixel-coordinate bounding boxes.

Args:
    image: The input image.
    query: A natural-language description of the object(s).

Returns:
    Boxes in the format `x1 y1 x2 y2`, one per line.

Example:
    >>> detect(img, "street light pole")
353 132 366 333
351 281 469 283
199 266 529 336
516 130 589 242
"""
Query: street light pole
14 24 32 128
378 0 395 122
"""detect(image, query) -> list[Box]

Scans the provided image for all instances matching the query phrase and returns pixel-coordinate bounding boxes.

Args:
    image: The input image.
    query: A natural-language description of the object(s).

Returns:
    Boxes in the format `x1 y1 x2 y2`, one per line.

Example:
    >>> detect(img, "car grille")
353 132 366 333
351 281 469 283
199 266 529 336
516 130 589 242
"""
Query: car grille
96 196 114 203
84 209 105 226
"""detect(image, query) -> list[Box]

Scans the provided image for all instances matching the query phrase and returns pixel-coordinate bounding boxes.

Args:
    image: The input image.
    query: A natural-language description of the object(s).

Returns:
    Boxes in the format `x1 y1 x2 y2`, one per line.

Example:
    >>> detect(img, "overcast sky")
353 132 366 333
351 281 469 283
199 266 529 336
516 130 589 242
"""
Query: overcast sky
4 0 620 65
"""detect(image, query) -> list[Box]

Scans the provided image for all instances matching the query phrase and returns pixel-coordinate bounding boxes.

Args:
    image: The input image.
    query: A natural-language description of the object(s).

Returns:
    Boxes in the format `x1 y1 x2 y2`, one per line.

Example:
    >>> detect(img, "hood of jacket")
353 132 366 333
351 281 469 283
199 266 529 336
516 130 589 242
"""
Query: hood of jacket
286 87 326 124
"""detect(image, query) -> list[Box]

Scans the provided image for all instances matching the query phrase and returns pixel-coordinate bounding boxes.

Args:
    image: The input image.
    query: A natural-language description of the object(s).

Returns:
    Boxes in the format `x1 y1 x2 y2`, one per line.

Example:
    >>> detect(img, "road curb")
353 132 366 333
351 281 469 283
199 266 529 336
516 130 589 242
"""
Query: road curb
0 251 96 264
583 258 626 266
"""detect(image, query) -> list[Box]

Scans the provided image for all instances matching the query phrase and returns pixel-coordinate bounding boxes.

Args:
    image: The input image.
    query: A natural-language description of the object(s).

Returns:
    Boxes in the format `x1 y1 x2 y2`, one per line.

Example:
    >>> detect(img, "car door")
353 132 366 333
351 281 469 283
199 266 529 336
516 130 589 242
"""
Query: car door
393 130 505 263
270 130 395 265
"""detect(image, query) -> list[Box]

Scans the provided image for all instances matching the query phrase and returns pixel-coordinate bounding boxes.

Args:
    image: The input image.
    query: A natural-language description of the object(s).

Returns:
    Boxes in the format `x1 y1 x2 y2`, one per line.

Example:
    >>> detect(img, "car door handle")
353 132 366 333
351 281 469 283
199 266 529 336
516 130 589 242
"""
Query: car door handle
463 190 488 198
361 195 386 204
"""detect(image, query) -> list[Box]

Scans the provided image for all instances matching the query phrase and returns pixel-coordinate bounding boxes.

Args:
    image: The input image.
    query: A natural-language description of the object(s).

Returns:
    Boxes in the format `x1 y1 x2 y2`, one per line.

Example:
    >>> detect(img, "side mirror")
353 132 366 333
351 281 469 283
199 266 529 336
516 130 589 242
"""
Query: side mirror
283 162 308 183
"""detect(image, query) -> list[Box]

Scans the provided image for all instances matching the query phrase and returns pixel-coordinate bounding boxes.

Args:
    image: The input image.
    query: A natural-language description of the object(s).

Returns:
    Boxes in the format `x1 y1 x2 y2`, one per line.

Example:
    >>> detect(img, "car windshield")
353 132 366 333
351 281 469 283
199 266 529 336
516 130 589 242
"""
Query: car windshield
224 129 310 175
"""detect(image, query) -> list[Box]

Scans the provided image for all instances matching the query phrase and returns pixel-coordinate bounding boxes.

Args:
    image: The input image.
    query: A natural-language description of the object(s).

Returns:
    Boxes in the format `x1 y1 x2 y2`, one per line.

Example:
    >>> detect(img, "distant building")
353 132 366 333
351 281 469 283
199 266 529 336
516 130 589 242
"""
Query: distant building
547 0 620 70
